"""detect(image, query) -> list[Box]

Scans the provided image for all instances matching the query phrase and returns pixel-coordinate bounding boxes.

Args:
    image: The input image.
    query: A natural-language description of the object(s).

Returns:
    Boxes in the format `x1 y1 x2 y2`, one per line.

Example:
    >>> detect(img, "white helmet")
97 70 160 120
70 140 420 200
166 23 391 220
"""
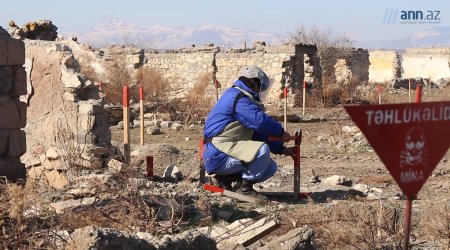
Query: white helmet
239 65 272 101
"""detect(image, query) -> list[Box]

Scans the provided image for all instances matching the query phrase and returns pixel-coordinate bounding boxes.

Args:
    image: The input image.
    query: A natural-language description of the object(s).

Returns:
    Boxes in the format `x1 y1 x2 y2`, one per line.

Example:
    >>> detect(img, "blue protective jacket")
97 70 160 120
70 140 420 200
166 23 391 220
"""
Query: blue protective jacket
202 80 284 173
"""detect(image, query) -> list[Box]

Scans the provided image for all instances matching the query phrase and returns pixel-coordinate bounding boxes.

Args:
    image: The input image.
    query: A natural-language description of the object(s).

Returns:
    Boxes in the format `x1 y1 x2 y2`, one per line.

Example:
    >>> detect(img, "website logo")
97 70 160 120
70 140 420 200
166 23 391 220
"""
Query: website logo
383 9 441 24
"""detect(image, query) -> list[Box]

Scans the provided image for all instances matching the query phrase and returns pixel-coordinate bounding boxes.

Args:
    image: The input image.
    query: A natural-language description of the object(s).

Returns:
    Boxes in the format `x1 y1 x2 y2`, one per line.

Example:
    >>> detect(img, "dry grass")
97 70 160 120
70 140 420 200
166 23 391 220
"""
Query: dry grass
79 59 100 84
294 201 404 249
416 202 450 249
135 67 171 103
0 179 60 249
102 58 133 104
181 73 215 122
299 79 357 108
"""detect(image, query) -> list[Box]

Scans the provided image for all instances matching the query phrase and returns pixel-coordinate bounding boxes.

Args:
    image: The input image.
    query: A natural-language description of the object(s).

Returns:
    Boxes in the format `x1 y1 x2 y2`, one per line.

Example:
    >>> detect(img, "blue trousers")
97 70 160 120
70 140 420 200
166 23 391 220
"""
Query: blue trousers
212 144 277 183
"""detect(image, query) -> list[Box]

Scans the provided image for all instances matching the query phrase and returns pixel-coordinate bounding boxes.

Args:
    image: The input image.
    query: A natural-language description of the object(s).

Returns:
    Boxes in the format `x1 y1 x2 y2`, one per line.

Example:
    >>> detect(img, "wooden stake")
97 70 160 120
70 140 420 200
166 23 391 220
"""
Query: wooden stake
283 87 287 129
123 86 130 166
199 138 206 184
214 79 219 102
293 130 301 201
139 85 144 146
302 81 306 116
378 83 382 104
408 79 412 102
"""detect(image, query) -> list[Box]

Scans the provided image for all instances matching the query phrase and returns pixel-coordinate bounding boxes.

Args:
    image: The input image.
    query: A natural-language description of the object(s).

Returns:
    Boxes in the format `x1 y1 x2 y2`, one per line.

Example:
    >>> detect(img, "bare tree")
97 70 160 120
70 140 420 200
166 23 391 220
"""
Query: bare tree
288 23 352 53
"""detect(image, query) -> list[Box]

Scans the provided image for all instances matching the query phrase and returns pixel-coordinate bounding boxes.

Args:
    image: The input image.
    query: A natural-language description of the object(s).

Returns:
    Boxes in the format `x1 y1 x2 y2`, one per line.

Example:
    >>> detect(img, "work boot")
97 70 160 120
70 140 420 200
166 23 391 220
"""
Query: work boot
210 172 242 191
236 179 268 201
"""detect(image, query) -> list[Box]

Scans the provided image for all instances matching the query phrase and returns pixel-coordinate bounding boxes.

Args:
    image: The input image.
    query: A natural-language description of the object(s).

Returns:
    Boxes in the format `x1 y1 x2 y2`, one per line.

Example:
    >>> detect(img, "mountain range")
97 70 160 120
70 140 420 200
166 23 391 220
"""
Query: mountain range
66 18 450 50
67 18 283 49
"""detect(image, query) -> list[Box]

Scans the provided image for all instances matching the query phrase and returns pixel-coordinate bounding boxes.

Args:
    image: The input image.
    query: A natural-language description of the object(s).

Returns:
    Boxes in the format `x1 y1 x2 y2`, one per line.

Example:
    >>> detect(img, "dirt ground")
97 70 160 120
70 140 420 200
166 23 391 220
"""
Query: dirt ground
109 86 450 248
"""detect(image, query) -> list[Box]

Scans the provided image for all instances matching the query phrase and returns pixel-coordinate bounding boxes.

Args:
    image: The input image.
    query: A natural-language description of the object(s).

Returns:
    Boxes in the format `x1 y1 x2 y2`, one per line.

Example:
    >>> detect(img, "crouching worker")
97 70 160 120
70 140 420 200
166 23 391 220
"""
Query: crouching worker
202 65 295 200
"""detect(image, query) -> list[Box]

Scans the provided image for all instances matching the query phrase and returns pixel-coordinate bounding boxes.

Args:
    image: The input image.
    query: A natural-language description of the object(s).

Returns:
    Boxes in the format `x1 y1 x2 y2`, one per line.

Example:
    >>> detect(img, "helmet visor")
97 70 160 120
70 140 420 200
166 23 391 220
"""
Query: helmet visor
258 76 273 102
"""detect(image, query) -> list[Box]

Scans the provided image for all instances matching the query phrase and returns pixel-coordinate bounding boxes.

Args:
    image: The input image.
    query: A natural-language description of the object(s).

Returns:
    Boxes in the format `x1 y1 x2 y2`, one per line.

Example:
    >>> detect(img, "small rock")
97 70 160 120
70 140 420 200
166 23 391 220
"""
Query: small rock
367 192 381 200
317 135 327 142
185 137 190 141
352 183 369 194
107 158 123 172
28 157 41 167
81 197 96 206
63 92 78 102
46 147 59 160
323 175 352 187
370 187 383 194
49 199 82 214
146 126 161 135
342 125 360 134
117 121 124 129
28 166 45 179
153 120 162 128
309 175 320 183
160 121 172 128
352 132 364 141
163 164 183 181
216 210 233 221
45 170 69 189
171 122 182 131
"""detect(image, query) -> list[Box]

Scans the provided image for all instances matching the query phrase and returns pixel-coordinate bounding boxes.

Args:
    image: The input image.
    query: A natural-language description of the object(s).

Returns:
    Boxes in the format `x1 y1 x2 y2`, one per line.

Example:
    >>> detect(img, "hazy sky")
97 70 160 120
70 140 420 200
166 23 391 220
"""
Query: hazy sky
0 0 448 41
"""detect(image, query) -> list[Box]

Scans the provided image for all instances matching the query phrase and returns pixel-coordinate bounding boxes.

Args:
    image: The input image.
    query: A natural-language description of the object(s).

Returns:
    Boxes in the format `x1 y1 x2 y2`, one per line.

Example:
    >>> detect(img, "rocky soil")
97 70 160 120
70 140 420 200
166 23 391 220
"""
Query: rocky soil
1 86 449 249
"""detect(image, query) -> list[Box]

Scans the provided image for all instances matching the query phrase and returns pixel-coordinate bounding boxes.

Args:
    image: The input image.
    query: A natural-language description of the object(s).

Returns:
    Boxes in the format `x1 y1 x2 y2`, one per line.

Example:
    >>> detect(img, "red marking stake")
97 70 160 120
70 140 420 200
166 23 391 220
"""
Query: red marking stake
302 81 306 116
415 84 423 103
123 86 130 165
146 156 153 177
378 84 383 104
139 85 144 146
284 87 288 129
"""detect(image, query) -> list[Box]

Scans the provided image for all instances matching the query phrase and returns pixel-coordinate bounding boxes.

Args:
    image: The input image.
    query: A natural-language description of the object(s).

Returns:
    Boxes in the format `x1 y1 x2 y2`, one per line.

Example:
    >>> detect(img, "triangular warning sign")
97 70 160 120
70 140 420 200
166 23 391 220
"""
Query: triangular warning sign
345 101 450 198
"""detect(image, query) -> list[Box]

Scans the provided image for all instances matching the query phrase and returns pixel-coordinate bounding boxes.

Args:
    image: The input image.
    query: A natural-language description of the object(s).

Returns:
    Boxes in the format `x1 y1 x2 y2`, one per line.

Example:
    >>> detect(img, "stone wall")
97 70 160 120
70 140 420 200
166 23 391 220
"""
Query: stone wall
333 48 370 85
145 46 216 98
143 43 317 104
22 39 111 188
368 50 401 83
402 48 450 82
0 27 27 181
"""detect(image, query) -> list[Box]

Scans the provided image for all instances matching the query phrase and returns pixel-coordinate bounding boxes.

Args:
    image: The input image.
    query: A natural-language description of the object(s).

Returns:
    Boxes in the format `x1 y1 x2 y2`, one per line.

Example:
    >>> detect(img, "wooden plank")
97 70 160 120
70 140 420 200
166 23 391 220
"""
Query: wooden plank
216 216 280 249
241 220 280 247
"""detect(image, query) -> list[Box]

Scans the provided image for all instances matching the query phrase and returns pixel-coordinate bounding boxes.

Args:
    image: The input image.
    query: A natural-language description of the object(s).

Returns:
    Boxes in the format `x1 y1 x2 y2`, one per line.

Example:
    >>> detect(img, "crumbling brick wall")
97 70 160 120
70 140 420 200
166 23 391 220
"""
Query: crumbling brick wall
0 27 27 181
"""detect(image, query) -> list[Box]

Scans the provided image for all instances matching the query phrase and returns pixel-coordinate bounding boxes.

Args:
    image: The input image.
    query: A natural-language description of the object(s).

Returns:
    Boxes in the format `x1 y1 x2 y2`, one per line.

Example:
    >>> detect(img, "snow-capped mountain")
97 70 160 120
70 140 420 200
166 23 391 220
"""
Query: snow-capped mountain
67 18 284 49
65 18 450 50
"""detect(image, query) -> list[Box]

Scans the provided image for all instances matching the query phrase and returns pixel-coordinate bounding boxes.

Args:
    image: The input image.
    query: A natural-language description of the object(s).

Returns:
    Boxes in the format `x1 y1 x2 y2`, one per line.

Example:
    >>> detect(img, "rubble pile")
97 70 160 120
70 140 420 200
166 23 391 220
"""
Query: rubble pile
8 19 58 41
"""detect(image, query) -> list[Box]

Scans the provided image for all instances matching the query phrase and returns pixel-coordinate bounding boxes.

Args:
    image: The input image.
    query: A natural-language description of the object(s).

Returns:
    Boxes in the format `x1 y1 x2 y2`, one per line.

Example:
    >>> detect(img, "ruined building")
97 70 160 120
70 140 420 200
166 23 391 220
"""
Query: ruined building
141 42 319 105
0 27 27 181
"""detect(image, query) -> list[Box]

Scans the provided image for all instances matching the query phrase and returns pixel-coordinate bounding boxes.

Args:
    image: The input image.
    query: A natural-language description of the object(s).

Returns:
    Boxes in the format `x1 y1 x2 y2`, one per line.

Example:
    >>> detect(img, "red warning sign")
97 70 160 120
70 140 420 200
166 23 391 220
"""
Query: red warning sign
345 101 450 198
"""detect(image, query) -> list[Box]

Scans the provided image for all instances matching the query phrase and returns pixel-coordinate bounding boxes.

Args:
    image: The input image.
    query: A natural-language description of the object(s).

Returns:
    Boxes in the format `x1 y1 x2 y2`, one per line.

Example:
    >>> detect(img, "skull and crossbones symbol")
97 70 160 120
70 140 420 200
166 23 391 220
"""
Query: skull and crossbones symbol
400 127 427 168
